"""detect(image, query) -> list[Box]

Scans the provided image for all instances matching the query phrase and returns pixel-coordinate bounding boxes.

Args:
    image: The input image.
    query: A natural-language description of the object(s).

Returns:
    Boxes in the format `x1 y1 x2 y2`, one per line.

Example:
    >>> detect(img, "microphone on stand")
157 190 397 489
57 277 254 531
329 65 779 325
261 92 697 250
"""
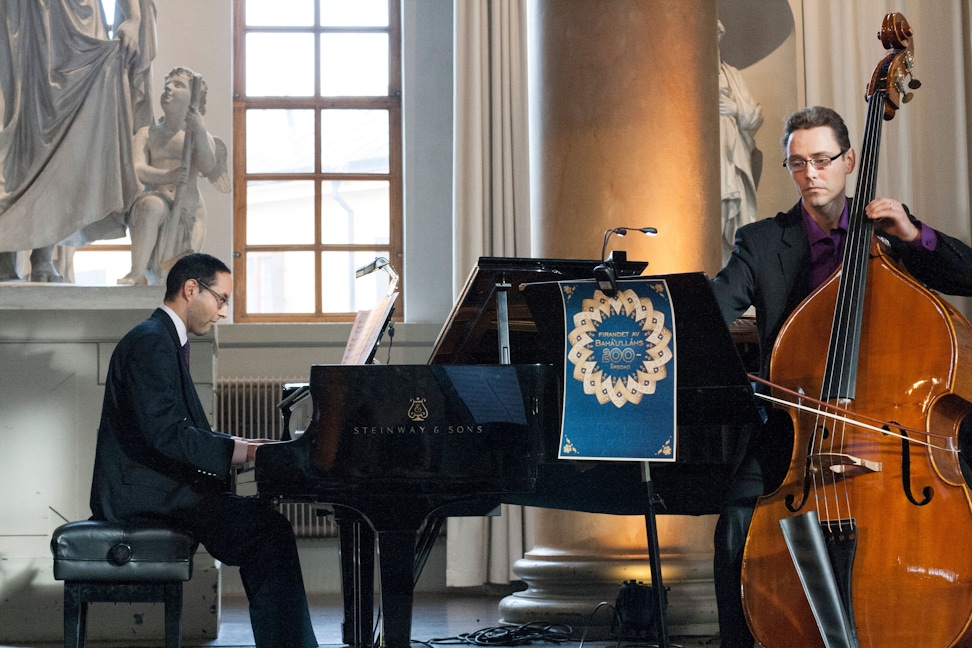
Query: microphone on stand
594 227 658 296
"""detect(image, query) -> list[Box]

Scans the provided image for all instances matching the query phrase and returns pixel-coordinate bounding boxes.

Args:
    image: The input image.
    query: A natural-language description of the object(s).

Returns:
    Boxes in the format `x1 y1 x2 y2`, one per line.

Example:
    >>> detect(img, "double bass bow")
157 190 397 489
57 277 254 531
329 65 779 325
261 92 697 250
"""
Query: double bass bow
740 13 972 647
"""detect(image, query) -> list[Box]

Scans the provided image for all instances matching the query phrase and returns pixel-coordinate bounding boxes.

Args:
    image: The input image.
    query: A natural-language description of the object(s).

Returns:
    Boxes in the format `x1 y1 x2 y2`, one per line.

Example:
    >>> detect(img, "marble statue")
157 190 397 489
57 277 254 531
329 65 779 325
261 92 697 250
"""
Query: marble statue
0 0 157 281
719 20 763 261
118 67 229 286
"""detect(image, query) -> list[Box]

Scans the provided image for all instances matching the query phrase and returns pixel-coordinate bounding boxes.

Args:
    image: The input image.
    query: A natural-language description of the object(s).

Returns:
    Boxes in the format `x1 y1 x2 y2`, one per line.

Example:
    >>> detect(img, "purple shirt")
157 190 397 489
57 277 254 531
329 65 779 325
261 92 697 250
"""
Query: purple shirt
801 201 938 291
801 203 848 290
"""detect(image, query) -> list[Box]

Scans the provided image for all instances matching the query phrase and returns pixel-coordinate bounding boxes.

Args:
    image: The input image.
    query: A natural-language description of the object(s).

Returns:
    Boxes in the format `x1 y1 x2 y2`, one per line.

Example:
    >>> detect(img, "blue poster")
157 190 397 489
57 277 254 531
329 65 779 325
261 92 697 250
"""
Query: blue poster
558 279 677 461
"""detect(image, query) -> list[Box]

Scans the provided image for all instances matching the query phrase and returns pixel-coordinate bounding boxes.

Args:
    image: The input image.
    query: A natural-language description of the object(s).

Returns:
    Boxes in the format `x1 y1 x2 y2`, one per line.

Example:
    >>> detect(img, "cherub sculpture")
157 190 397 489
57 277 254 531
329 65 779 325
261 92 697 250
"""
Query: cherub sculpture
118 66 229 285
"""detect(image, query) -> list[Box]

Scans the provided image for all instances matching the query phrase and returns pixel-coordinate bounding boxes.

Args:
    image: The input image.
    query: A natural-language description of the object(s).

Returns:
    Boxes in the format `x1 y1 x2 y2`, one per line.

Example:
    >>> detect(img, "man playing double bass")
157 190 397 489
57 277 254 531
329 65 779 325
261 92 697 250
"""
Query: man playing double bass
709 105 972 648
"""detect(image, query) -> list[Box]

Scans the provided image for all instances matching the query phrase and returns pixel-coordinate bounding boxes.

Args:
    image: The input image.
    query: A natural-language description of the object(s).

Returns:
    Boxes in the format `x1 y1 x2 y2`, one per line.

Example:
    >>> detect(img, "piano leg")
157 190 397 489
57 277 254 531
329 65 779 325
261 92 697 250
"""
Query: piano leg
337 507 463 648
413 516 444 584
336 507 376 648
376 529 419 648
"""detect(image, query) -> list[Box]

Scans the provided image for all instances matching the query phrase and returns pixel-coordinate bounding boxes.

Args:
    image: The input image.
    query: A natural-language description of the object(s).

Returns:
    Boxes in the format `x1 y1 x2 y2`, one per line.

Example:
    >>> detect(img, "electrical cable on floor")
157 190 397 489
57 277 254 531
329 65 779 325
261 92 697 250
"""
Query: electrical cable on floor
576 601 619 648
429 620 574 646
407 593 700 648
575 600 687 648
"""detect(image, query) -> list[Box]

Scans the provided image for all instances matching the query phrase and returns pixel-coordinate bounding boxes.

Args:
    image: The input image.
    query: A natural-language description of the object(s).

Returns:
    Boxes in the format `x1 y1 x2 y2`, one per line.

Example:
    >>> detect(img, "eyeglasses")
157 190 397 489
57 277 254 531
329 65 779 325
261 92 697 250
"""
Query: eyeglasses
782 149 847 173
197 280 229 309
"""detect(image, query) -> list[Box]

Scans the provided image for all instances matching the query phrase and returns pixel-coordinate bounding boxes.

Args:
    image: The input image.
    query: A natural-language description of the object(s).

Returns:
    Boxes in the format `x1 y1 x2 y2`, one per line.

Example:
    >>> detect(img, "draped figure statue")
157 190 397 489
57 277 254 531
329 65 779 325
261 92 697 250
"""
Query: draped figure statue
0 0 156 281
719 20 763 262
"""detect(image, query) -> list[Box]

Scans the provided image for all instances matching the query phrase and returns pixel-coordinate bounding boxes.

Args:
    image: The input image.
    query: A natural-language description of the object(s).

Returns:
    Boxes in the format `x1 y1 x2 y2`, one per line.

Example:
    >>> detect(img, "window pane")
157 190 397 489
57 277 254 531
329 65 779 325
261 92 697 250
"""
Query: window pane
247 181 316 245
246 34 315 97
321 109 388 173
247 0 315 26
72 251 132 286
321 34 388 96
247 251 316 313
247 109 315 173
322 251 394 312
320 0 388 27
321 180 389 244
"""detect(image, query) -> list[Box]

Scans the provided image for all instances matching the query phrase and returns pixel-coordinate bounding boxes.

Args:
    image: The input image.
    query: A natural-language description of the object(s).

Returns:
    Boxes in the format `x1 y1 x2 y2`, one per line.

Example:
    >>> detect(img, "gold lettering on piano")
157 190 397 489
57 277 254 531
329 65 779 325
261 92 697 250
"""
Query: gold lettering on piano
351 424 484 435
350 398 487 435
448 425 484 434
354 426 428 434
408 397 429 421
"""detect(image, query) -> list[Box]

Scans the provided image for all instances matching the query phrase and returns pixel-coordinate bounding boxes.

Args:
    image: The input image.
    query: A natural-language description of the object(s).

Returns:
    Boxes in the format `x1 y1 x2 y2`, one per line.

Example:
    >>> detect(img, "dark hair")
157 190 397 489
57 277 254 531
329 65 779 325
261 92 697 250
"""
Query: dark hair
164 253 231 301
781 106 852 151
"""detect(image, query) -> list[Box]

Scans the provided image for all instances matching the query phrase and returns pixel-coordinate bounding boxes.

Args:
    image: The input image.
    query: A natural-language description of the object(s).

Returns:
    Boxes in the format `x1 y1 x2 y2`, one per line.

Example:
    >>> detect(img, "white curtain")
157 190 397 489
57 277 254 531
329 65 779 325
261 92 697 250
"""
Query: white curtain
451 0 531 292
447 0 532 588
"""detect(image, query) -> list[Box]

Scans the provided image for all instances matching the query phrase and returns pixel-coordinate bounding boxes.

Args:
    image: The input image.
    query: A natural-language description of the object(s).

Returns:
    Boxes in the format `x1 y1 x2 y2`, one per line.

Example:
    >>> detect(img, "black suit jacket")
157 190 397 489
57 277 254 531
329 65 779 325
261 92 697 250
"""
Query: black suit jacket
90 308 235 523
711 200 972 378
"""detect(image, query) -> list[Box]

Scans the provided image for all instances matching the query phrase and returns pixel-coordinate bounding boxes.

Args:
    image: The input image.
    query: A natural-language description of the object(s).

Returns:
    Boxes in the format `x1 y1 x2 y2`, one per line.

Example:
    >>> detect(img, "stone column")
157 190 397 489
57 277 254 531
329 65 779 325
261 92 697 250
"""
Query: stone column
528 0 721 272
499 0 722 637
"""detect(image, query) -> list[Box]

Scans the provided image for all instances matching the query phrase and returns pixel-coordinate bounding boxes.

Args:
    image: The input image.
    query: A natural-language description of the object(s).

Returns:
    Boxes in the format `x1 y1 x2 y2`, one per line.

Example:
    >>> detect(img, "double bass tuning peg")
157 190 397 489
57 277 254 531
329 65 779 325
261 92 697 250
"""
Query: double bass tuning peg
904 52 921 90
893 67 919 104
901 76 920 103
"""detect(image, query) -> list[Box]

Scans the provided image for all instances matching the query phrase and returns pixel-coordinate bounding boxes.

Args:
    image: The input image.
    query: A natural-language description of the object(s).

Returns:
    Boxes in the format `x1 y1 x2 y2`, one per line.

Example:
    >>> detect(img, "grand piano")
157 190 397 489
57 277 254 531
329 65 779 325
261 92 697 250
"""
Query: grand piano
250 257 757 648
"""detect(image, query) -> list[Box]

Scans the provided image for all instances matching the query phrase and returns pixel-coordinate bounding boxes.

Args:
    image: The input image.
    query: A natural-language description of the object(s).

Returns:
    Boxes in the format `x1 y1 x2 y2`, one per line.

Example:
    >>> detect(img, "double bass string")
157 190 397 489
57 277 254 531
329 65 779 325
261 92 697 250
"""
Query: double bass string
814 87 888 532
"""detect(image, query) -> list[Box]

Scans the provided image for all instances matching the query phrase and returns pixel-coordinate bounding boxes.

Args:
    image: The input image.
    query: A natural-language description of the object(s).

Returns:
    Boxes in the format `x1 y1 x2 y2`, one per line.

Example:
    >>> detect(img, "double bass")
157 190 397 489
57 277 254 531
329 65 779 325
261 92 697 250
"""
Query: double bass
741 13 972 648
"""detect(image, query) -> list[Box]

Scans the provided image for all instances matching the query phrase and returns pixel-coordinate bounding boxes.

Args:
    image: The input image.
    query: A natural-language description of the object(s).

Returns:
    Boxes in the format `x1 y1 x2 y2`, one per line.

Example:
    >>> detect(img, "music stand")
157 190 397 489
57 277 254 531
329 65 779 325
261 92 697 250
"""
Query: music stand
429 257 647 365
521 272 757 647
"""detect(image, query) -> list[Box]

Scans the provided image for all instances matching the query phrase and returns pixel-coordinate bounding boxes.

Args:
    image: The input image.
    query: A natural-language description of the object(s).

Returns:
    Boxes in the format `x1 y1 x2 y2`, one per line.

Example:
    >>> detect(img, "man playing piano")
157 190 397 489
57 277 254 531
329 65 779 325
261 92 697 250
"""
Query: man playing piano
89 253 318 648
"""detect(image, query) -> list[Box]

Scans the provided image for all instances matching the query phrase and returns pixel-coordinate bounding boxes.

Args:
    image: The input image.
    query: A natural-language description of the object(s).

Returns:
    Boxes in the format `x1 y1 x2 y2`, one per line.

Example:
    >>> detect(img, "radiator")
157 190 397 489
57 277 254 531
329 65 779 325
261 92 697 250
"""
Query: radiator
216 377 337 538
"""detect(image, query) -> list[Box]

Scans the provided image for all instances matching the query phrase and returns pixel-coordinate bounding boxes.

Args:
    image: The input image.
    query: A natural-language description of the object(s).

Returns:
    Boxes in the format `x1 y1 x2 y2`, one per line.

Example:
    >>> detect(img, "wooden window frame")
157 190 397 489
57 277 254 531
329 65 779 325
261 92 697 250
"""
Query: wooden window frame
231 0 403 323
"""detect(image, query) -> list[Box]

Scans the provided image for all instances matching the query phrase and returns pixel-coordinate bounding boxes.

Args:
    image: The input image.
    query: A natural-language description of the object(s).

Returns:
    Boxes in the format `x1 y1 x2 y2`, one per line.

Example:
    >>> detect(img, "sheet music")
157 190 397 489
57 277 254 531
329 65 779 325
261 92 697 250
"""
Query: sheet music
341 292 398 365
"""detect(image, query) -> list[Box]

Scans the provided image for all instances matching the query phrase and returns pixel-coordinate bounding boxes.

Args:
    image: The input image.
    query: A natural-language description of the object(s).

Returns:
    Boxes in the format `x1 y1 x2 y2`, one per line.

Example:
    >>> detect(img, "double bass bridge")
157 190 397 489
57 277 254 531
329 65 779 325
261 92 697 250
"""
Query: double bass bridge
810 451 882 477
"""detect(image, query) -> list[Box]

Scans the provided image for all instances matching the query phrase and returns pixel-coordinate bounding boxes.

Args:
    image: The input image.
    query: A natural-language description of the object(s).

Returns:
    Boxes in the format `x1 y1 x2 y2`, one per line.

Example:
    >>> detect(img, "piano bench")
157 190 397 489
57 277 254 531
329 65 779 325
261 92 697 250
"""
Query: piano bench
50 520 198 648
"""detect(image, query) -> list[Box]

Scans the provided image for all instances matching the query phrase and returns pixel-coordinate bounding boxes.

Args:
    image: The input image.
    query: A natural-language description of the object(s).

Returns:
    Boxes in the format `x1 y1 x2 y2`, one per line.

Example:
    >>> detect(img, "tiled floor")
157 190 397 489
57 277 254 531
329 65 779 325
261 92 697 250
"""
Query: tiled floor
198 592 722 648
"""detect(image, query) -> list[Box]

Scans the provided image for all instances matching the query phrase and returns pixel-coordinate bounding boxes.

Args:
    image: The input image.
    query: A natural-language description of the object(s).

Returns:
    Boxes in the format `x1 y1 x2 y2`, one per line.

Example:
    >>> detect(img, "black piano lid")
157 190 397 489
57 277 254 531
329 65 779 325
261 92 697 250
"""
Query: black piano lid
428 257 756 427
428 256 647 366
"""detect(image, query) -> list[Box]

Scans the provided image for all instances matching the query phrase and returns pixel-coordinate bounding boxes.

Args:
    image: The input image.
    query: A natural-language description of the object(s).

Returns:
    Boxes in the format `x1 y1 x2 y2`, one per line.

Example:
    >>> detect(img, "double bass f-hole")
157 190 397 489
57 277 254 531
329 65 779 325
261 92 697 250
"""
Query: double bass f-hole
784 412 936 512
887 421 934 507
752 377 951 514
785 423 830 513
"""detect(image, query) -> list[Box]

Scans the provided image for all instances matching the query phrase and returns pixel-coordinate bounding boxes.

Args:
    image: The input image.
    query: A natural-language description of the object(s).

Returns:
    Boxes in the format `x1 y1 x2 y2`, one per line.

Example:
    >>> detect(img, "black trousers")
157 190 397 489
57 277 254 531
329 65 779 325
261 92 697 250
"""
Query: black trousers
180 493 318 648
713 411 792 648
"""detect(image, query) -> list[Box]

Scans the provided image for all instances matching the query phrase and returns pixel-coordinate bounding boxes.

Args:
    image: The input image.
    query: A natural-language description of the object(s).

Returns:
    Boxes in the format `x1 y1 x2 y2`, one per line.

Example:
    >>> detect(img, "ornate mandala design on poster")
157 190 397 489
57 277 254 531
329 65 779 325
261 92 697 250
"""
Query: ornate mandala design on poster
566 286 674 408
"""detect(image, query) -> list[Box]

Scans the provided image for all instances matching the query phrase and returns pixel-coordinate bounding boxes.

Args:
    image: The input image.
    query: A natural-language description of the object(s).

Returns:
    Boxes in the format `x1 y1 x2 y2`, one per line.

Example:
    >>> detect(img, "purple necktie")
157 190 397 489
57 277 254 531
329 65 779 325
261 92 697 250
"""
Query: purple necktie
182 341 190 367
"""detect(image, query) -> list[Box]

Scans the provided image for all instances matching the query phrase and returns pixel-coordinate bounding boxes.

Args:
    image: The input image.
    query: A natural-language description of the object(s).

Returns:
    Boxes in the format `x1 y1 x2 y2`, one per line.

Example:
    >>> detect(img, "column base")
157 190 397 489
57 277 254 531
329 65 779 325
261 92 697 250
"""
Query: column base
499 551 718 639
